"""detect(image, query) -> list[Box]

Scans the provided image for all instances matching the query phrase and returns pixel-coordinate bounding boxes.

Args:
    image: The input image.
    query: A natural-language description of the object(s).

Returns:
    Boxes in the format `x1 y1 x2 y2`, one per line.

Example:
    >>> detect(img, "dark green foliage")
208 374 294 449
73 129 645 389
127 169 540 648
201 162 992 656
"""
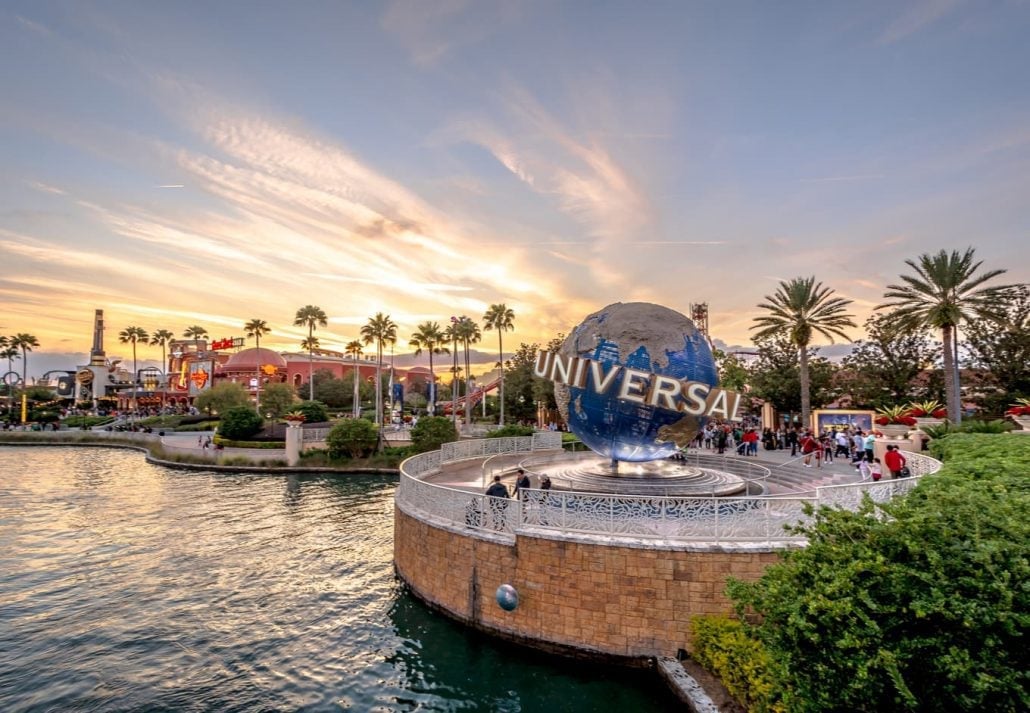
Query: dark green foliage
726 434 1029 711
326 418 378 458
410 416 458 453
485 424 535 438
218 406 264 440
748 336 837 415
294 400 329 423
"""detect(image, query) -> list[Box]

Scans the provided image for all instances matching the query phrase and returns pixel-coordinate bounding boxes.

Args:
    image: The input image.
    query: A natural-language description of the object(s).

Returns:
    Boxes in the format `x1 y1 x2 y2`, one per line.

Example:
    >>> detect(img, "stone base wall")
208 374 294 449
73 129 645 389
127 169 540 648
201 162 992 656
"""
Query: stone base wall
394 508 781 660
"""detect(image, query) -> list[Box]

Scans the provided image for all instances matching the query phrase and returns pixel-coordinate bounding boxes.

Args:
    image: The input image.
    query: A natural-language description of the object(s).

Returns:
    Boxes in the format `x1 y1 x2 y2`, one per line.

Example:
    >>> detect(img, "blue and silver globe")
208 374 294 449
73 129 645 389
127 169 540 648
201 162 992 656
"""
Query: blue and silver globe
555 302 718 463
496 583 519 611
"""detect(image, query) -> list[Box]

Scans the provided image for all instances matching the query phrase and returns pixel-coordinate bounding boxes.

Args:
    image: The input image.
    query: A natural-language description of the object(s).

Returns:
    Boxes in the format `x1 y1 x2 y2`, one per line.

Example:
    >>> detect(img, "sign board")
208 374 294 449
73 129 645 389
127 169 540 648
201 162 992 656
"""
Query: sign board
812 409 875 433
210 337 245 351
188 361 214 396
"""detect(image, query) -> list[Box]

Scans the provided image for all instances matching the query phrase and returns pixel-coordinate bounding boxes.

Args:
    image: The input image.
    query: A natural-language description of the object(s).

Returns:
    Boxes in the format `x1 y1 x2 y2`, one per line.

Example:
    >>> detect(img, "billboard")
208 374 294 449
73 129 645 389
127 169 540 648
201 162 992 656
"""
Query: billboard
813 409 875 433
188 361 214 397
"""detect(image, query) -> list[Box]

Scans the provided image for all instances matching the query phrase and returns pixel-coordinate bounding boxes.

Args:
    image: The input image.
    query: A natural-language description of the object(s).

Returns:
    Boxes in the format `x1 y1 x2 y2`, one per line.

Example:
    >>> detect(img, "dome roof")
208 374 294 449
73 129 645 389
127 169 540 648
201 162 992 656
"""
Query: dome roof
223 347 287 370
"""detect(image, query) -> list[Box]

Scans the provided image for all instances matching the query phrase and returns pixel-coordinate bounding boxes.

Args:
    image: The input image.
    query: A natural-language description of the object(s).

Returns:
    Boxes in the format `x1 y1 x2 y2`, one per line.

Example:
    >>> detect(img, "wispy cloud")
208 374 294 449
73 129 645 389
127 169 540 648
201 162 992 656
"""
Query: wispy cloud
879 0 964 44
798 174 885 183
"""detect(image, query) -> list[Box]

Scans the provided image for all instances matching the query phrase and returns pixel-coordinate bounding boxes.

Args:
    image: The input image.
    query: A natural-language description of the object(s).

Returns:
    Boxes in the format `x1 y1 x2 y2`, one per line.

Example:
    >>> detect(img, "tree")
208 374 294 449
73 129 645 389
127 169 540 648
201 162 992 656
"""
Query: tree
118 326 148 413
409 321 449 417
311 369 350 408
963 285 1030 415
713 349 750 394
483 304 515 426
193 382 250 417
293 305 328 401
748 336 837 422
727 438 1028 710
361 312 398 434
444 320 462 428
838 312 938 409
10 333 40 392
0 340 18 404
259 382 296 418
453 316 481 427
148 328 175 378
218 406 264 440
182 325 208 350
410 415 458 453
751 276 855 429
345 339 364 418
244 318 271 413
326 418 378 458
294 400 329 424
879 248 1014 423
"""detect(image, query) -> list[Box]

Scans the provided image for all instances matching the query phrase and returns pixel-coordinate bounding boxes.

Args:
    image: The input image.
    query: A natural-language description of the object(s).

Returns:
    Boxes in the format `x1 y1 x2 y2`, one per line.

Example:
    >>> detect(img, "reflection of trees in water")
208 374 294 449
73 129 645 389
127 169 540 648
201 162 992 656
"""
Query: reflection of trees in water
385 593 680 712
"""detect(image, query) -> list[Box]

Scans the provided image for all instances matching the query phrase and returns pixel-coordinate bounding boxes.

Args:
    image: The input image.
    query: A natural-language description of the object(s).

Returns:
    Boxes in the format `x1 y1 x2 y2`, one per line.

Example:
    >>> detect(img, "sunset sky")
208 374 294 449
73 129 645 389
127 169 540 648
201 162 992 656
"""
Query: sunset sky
1 1 1028 380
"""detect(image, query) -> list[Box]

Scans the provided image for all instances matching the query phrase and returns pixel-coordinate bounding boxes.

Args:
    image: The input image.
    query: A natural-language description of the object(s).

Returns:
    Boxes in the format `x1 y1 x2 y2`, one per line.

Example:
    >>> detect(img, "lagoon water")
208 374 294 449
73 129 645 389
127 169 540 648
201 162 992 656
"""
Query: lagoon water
0 447 677 712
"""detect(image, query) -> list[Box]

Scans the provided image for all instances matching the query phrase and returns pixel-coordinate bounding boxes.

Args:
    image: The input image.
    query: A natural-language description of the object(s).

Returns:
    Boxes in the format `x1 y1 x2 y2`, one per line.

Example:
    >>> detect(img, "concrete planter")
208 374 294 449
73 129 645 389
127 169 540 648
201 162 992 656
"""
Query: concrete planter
877 424 911 439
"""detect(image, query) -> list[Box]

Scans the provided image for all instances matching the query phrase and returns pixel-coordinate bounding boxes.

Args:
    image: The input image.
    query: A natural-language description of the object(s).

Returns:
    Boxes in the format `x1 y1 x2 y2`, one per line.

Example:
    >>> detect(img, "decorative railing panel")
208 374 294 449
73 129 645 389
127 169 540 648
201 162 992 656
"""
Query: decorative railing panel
397 441 944 545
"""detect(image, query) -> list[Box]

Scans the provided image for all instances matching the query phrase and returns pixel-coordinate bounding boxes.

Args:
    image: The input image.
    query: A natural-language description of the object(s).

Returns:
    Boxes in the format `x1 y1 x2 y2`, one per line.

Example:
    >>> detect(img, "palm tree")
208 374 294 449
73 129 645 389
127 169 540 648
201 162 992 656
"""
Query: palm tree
293 305 328 400
453 316 482 428
10 333 40 399
483 304 515 425
149 329 175 379
409 321 449 416
119 326 149 415
345 339 364 417
244 318 271 414
879 248 1014 423
751 277 855 430
0 337 18 408
445 319 461 428
360 313 398 433
183 325 208 353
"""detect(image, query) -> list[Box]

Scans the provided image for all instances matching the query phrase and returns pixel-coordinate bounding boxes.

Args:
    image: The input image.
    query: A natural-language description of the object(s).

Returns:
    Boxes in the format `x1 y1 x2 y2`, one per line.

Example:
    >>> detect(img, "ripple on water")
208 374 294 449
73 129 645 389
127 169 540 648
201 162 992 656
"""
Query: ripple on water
0 446 679 712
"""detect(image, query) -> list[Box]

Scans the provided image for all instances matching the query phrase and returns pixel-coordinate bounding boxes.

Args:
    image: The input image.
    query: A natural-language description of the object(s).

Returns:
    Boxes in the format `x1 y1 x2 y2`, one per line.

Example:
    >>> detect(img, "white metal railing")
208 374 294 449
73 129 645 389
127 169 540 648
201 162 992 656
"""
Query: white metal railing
396 442 943 545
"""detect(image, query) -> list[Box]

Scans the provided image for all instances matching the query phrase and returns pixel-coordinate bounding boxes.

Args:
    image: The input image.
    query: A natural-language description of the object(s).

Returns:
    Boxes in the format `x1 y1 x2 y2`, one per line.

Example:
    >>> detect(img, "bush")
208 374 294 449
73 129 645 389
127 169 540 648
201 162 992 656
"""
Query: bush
726 435 1029 711
213 437 284 449
326 418 378 458
485 424 535 438
294 400 329 424
218 407 264 440
410 416 458 453
692 616 784 712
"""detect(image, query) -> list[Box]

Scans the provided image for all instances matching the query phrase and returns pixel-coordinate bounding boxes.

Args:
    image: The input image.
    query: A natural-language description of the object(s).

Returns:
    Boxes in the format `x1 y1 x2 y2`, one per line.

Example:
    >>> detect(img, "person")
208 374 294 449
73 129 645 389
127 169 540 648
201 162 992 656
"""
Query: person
787 427 799 456
512 469 531 498
864 431 876 463
834 430 850 459
716 426 728 454
485 474 511 528
858 458 872 481
539 475 552 490
852 430 865 464
883 445 907 479
800 430 819 467
820 432 834 464
870 458 883 482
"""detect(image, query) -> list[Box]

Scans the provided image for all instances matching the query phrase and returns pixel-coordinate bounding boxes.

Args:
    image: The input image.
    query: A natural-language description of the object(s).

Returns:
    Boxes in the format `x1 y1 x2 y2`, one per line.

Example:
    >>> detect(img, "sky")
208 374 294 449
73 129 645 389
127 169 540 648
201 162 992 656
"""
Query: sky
1 1 1028 380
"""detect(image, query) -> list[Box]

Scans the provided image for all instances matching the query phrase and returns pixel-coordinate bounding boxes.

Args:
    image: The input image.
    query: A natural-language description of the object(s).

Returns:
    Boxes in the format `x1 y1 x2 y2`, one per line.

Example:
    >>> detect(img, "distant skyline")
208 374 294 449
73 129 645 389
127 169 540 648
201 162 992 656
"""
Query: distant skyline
2 1 1028 380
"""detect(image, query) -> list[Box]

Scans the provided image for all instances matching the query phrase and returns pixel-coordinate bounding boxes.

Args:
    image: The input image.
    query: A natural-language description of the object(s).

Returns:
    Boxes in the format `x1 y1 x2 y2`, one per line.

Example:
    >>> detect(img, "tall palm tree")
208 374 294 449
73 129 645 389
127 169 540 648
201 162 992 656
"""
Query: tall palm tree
751 277 855 430
483 304 515 425
345 339 364 417
0 337 18 407
453 316 482 428
149 328 175 380
119 326 149 414
10 333 40 393
294 305 328 400
445 320 461 428
879 248 1014 423
244 318 271 414
409 321 449 416
360 313 398 433
182 325 208 354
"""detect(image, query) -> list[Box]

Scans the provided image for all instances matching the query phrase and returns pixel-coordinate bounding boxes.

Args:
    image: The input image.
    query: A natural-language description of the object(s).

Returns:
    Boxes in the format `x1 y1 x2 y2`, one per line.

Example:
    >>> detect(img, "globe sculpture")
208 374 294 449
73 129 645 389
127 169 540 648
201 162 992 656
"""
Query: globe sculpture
553 302 719 463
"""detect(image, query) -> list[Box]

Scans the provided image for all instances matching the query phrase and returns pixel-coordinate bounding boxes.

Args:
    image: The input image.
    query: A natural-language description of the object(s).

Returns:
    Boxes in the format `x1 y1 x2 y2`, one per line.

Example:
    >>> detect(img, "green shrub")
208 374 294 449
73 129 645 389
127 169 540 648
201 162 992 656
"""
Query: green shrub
485 424 535 438
326 418 378 458
213 437 284 449
294 400 330 424
692 616 784 712
727 436 1029 711
61 415 115 428
218 407 264 440
410 416 458 453
173 420 221 432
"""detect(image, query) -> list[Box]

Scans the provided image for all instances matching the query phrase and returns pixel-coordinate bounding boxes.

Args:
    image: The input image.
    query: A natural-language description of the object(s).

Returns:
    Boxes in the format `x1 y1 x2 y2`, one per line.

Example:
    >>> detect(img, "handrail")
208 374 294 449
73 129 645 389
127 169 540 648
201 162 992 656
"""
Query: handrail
396 441 943 546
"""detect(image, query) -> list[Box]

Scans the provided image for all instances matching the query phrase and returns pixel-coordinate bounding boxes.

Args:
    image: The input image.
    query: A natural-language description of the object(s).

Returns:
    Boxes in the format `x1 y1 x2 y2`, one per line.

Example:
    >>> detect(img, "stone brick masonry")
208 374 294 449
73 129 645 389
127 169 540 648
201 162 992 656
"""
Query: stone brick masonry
394 508 781 660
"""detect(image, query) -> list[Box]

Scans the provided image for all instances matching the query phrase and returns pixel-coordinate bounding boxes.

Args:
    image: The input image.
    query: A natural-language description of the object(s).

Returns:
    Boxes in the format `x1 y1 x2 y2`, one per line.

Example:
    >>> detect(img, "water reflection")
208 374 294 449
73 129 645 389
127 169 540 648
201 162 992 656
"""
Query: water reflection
0 447 677 712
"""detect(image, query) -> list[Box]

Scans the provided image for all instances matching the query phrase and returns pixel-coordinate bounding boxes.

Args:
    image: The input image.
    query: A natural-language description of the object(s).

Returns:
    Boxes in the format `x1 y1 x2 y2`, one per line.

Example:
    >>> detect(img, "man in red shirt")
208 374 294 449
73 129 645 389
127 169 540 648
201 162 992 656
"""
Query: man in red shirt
884 445 907 479
800 430 819 467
